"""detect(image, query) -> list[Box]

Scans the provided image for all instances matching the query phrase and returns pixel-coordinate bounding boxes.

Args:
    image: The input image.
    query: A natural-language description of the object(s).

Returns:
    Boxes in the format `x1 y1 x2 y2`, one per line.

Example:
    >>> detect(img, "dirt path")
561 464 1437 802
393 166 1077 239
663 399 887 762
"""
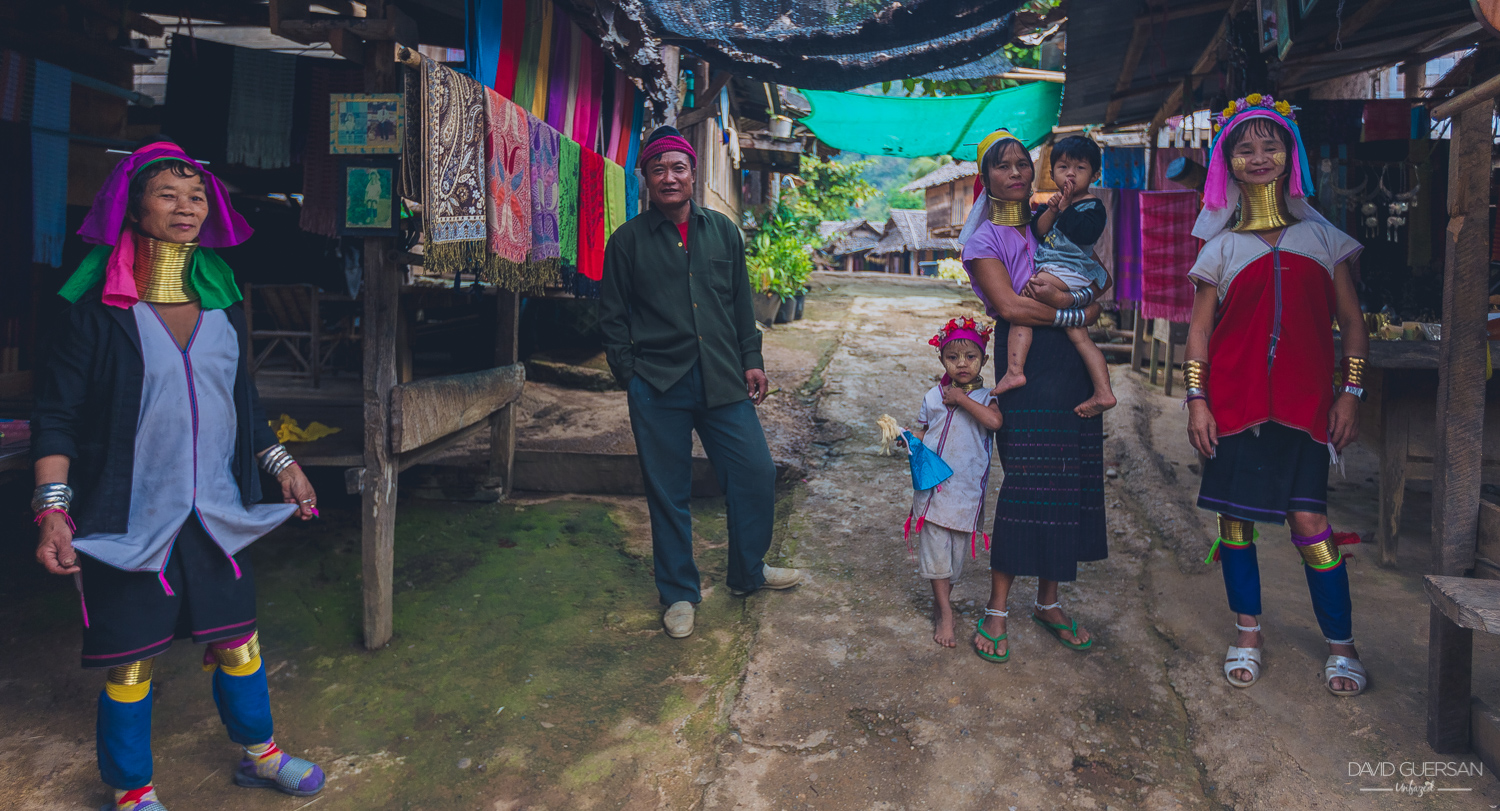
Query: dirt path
703 275 1500 810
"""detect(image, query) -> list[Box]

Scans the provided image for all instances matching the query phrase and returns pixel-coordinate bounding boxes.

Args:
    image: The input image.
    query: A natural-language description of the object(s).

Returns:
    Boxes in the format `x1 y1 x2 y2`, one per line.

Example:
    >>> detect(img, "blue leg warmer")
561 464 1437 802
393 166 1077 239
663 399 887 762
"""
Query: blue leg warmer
97 688 153 790
1304 560 1353 642
212 660 274 746
1219 540 1262 617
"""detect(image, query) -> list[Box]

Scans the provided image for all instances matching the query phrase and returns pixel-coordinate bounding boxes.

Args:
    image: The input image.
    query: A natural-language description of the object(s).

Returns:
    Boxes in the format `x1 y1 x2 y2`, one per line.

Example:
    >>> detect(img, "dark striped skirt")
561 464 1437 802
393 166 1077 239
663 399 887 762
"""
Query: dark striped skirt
990 320 1108 581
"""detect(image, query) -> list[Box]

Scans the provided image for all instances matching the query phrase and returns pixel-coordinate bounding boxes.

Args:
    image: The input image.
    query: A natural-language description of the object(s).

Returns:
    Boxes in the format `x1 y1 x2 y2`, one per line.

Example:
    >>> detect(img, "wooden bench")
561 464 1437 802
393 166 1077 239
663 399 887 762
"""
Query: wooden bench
1424 575 1500 774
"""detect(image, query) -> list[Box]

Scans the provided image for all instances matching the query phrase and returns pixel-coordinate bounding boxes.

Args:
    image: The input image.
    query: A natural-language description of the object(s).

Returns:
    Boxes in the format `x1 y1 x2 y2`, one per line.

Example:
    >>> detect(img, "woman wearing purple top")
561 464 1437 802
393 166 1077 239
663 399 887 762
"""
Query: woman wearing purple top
960 129 1108 663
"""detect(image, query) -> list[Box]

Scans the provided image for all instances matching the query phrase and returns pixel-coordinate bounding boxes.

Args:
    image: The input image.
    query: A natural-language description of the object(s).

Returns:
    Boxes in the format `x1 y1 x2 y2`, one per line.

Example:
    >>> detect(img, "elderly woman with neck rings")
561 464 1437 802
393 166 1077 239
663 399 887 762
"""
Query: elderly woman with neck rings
30 140 325 811
959 130 1108 663
1184 97 1368 697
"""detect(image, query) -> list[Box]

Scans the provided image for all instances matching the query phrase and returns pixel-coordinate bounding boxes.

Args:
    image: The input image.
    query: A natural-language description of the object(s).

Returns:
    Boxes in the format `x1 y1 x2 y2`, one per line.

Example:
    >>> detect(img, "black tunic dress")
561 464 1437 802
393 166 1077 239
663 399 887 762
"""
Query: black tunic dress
989 319 1108 580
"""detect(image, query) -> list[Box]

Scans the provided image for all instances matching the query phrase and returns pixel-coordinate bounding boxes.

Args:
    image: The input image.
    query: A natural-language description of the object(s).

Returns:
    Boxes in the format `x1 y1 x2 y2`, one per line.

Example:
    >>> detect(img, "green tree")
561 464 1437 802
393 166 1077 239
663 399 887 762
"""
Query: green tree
794 155 878 222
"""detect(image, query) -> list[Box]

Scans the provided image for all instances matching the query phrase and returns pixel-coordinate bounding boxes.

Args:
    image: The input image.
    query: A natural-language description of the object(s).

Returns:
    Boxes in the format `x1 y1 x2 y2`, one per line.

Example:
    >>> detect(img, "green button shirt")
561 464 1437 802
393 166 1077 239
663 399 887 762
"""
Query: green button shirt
601 201 764 408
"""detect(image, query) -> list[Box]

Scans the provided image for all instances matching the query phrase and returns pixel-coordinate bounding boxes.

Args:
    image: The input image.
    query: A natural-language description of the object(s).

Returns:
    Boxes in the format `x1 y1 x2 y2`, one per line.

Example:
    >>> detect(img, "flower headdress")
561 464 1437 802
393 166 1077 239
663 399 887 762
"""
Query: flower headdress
929 316 993 351
1193 93 1328 242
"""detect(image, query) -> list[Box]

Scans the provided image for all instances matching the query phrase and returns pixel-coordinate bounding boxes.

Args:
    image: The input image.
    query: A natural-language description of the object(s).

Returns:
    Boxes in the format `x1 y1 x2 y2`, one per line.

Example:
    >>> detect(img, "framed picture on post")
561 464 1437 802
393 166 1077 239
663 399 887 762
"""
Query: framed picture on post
1257 0 1278 52
330 93 404 154
338 157 400 237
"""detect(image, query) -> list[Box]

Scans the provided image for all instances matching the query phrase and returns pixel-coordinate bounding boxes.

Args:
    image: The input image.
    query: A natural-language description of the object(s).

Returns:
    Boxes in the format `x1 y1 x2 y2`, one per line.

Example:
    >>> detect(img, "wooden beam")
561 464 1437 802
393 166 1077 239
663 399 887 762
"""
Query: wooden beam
360 34 399 652
1431 71 1500 120
1431 99 1492 578
1428 607 1474 752
388 364 526 454
1105 19 1150 124
676 70 734 129
279 16 398 44
1148 0 1252 137
1327 0 1399 47
1425 575 1500 634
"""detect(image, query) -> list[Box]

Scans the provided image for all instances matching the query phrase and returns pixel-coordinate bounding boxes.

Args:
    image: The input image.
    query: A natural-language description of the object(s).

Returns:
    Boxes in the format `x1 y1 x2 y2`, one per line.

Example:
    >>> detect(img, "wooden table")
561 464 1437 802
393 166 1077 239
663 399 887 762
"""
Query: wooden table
1357 340 1500 569
0 446 27 476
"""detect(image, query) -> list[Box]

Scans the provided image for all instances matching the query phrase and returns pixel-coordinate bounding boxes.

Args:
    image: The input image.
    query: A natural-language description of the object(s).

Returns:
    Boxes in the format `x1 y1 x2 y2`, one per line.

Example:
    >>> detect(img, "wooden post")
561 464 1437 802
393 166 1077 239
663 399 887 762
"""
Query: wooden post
1426 98 1493 752
360 35 399 651
1377 379 1410 567
489 290 521 496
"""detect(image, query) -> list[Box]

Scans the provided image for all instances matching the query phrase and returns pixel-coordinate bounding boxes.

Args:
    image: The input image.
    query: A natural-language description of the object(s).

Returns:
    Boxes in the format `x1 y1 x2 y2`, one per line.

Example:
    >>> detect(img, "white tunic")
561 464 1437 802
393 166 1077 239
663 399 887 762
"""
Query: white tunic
910 385 995 534
72 304 296 573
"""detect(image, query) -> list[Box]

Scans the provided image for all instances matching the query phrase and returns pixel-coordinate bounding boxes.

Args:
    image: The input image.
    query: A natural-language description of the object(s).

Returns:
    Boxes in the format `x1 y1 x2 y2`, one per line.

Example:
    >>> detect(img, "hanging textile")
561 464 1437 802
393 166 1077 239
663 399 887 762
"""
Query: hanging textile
571 28 596 147
401 66 424 201
423 57 490 275
465 0 504 89
625 171 640 221
483 89 534 287
31 60 69 268
1138 190 1200 322
0 49 29 123
226 47 297 169
1151 147 1205 191
562 22 583 138
164 36 235 166
528 113 562 278
798 82 1060 158
1100 147 1146 190
545 11 571 132
300 62 364 237
558 135 579 267
578 147 606 281
1090 187 1116 298
604 158 626 240
495 0 527 96
1113 189 1143 303
531 0 554 120
1362 100 1412 142
624 92 644 219
513 0 545 110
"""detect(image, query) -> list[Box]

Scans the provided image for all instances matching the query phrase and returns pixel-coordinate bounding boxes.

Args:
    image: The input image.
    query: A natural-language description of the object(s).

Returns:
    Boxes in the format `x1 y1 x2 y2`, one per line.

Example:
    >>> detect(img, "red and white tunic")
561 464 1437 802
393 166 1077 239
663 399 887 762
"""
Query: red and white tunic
1187 221 1362 444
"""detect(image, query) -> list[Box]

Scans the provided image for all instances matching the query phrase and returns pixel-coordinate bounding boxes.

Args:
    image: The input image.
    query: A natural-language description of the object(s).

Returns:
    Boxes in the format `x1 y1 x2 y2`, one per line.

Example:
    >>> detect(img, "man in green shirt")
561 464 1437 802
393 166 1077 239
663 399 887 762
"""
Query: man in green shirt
601 126 803 639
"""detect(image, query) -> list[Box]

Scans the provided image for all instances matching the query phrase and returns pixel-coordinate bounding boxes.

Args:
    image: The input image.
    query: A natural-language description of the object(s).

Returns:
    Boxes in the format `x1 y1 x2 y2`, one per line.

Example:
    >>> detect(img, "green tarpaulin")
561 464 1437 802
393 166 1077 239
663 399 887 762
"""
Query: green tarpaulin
798 81 1063 159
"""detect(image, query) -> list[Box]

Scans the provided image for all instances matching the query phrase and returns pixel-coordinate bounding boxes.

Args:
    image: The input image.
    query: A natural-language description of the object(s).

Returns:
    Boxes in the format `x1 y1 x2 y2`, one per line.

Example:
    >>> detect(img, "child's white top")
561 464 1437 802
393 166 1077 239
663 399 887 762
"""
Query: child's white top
911 384 995 533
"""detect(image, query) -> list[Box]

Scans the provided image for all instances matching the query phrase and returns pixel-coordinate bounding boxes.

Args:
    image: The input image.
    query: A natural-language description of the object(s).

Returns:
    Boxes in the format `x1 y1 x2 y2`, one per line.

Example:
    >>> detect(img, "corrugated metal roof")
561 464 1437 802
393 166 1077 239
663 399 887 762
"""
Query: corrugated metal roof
902 161 978 192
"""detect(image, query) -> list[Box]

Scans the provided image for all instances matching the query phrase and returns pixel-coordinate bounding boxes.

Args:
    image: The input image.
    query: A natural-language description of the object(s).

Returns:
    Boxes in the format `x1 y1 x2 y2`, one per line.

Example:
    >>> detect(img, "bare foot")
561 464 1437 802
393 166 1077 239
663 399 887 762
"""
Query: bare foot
1034 604 1090 646
1074 391 1118 418
1328 642 1361 693
1230 625 1264 684
972 611 1008 658
992 371 1026 397
932 603 956 648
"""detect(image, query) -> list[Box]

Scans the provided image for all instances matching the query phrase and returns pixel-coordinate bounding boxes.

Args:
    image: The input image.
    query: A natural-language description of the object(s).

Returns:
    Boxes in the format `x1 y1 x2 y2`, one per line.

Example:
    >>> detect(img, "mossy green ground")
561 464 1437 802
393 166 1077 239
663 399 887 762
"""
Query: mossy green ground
243 495 783 809
0 491 791 810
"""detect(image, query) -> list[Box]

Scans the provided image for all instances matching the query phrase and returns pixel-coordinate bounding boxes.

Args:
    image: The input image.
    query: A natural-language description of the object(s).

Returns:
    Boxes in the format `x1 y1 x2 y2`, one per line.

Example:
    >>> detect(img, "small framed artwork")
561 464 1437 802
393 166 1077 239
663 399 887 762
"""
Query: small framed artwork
1275 0 1294 60
338 157 400 237
330 93 404 154
1257 0 1278 53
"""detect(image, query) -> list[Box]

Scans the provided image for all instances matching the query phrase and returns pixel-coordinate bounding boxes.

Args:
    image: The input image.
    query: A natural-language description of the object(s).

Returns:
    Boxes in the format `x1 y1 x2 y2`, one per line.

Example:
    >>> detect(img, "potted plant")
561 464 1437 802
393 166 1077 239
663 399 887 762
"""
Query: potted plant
747 201 815 327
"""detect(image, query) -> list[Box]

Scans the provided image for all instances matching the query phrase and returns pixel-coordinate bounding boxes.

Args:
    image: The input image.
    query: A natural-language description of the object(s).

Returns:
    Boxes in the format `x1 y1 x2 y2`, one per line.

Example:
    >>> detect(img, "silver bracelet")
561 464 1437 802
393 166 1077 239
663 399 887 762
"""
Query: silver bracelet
1069 288 1094 307
259 444 297 477
1185 387 1206 398
31 482 74 515
1053 307 1085 328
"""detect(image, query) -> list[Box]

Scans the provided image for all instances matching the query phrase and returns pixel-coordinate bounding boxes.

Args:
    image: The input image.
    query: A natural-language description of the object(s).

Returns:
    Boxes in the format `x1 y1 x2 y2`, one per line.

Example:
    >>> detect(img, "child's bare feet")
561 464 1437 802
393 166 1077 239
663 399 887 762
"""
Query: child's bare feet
1074 390 1117 418
932 602 956 648
992 371 1026 396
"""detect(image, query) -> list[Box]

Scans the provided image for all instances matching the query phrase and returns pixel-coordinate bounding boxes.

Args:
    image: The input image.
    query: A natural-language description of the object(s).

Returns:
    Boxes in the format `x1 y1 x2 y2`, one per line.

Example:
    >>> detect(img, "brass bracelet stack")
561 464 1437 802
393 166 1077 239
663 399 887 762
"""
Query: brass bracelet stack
1183 359 1208 404
1340 357 1366 400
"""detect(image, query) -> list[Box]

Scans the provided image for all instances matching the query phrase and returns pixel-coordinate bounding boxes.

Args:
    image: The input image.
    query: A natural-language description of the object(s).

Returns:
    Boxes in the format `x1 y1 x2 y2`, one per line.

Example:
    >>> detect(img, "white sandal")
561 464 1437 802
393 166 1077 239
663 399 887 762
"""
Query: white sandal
1224 622 1262 688
1323 638 1367 697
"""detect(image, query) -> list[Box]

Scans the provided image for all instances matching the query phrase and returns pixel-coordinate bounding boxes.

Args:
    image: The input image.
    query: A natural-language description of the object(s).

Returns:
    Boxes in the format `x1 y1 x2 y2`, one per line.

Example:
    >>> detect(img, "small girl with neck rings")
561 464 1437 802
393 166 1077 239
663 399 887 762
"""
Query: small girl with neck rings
903 317 1003 649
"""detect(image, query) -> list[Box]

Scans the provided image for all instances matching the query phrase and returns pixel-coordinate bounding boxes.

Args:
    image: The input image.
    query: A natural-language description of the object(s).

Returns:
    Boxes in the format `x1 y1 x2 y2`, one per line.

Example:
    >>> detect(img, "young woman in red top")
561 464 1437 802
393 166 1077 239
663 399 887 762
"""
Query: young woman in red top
1183 95 1369 697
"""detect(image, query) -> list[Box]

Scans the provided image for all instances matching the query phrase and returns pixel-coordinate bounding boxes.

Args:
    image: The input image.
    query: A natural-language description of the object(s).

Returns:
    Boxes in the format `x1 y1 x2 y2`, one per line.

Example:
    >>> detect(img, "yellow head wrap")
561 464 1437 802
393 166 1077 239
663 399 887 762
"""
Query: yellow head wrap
976 128 1023 166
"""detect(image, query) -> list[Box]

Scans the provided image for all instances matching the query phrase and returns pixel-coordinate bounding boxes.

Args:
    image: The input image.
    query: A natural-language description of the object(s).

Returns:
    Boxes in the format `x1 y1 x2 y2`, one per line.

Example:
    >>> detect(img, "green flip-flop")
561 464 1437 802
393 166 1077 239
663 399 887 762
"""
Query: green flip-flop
973 608 1010 663
1032 601 1092 650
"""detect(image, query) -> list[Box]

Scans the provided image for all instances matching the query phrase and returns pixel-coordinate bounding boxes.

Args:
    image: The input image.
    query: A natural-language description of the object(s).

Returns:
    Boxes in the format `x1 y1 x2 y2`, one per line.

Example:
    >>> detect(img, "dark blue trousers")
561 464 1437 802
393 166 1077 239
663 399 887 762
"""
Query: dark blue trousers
627 364 775 605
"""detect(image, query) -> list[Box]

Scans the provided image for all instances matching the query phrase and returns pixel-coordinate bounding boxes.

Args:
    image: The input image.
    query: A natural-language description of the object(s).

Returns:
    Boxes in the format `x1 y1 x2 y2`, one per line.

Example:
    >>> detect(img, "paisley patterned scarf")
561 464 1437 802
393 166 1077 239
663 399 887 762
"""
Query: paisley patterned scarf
528 113 561 280
558 136 579 268
422 57 488 275
483 88 532 288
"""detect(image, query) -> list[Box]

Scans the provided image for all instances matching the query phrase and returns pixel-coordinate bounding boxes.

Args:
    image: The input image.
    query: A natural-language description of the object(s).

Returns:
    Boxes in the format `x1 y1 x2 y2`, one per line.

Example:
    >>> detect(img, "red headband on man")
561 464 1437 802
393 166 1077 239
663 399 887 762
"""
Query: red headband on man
638 134 697 170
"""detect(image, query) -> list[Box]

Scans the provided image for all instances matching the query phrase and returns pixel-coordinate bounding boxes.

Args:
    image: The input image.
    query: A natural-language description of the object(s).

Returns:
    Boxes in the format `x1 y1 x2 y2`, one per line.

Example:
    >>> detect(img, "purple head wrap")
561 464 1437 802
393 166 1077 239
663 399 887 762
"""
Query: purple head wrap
77 141 252 248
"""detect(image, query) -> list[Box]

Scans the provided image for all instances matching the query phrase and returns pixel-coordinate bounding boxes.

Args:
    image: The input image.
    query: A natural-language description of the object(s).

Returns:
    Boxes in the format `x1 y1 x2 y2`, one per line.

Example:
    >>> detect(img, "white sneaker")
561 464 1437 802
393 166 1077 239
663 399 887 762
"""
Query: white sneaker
730 566 804 596
663 601 696 638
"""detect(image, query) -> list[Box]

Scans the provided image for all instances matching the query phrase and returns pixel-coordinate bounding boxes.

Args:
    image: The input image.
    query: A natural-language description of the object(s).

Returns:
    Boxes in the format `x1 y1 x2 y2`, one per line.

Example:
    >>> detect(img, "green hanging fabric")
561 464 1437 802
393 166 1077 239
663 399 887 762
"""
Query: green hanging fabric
58 245 244 310
558 136 580 267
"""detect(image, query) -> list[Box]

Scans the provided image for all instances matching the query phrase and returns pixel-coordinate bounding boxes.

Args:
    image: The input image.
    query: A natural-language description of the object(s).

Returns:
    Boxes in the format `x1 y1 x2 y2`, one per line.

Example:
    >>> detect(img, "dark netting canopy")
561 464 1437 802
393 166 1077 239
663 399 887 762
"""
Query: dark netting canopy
640 0 1027 90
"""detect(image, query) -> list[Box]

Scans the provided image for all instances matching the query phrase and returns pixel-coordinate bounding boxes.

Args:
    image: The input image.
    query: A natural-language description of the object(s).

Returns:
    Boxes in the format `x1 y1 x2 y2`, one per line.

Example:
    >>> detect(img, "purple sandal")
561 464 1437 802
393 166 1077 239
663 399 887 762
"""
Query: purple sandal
233 744 325 797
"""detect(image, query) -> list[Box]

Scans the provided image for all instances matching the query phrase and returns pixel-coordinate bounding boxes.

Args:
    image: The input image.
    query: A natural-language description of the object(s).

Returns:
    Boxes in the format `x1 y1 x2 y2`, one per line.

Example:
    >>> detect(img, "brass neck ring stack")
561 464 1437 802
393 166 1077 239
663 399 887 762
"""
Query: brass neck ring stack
987 195 1030 227
1231 177 1297 233
134 235 199 304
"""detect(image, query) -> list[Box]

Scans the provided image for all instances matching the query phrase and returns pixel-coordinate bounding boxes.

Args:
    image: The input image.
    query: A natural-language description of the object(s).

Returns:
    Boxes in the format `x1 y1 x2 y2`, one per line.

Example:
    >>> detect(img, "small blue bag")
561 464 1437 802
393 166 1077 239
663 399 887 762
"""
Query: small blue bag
902 430 954 491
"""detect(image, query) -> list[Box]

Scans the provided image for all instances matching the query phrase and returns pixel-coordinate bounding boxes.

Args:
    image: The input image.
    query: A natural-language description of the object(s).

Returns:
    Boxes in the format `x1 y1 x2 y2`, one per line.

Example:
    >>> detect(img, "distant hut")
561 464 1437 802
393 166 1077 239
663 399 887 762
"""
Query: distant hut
821 218 886 272
868 209 961 275
901 161 979 240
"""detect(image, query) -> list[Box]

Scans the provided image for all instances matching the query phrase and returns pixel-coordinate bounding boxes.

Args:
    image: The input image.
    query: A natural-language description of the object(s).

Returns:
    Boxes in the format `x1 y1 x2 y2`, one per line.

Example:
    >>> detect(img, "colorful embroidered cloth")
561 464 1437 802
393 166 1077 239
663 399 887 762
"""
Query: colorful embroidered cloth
483 89 534 288
226 47 296 169
558 136 580 267
604 158 626 240
528 113 562 269
1100 147 1147 190
1112 190 1143 303
401 65 423 202
578 147 606 281
1139 190 1201 322
423 57 489 275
